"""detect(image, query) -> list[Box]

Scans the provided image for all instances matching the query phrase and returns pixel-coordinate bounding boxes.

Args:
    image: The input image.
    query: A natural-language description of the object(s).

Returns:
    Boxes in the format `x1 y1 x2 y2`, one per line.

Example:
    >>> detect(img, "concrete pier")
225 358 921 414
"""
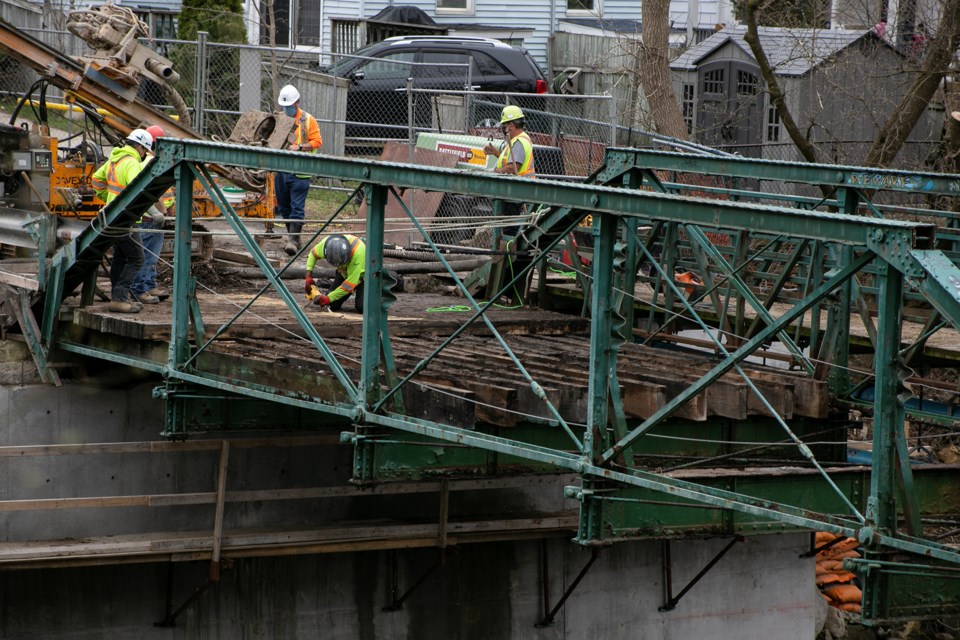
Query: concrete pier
0 377 820 639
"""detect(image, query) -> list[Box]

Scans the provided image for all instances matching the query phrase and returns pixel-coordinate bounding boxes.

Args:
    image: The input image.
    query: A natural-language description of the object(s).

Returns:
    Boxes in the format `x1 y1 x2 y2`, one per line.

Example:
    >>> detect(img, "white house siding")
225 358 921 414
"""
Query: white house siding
321 0 364 60
669 0 721 31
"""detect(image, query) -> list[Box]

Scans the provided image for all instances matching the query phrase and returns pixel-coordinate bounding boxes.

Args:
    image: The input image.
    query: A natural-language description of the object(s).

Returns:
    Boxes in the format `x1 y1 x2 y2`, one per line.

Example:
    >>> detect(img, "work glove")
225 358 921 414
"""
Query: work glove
304 276 315 294
147 205 165 225
314 294 330 307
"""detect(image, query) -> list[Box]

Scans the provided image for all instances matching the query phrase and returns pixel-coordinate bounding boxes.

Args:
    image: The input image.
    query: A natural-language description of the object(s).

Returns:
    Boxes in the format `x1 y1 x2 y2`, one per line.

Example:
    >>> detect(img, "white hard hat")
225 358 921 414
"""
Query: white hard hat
126 128 154 151
278 84 301 107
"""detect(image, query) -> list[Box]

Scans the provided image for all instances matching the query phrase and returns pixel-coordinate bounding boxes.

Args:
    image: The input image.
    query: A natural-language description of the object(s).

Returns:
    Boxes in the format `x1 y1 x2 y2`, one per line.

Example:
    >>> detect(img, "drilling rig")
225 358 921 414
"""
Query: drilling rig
0 7 296 255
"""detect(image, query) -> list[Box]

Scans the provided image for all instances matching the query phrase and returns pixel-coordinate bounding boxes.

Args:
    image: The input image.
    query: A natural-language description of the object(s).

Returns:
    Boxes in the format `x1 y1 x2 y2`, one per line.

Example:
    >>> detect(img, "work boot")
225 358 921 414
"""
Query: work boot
136 292 160 305
264 220 279 239
147 288 170 301
284 222 303 256
108 299 141 314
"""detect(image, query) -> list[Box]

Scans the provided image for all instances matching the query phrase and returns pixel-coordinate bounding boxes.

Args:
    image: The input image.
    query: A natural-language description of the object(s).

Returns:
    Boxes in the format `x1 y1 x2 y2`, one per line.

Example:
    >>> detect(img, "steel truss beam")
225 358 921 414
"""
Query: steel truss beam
28 139 960 623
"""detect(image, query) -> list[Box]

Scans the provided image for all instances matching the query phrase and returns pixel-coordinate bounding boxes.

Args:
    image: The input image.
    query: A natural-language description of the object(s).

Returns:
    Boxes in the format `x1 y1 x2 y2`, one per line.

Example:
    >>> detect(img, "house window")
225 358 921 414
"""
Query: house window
767 103 781 142
568 0 602 16
260 0 321 47
737 70 758 96
437 0 474 15
135 11 177 40
703 68 724 94
682 83 694 134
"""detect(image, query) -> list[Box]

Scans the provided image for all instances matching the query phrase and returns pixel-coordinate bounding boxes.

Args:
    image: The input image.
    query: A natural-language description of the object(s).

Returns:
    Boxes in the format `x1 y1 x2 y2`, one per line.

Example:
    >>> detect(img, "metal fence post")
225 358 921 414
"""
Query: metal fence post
331 66 340 153
407 76 415 147
608 93 616 147
194 31 208 136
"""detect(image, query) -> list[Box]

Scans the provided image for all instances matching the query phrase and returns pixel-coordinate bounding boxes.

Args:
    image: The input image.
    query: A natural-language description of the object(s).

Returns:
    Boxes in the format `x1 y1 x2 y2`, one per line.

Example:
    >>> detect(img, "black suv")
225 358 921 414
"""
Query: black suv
323 36 548 139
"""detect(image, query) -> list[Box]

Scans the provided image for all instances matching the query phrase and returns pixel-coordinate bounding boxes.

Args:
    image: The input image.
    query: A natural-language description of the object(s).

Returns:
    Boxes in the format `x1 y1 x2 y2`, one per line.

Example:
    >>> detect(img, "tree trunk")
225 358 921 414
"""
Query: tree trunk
865 1 960 167
743 0 820 164
639 0 688 140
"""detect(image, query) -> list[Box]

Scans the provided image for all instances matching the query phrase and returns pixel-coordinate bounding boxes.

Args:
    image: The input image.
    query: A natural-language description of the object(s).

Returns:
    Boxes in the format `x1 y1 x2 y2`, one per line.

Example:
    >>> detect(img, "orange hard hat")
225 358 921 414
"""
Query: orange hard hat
145 125 166 139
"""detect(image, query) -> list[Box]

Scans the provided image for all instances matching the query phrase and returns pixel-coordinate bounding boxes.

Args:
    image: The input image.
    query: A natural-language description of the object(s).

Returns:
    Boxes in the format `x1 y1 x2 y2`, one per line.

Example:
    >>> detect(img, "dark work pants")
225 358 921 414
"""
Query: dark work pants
111 230 145 302
328 272 364 312
275 172 310 224
326 270 403 312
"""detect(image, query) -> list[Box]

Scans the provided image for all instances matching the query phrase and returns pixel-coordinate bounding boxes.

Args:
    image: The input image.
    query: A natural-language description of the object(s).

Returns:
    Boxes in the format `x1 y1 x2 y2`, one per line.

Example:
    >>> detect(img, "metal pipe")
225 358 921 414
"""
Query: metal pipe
145 58 181 84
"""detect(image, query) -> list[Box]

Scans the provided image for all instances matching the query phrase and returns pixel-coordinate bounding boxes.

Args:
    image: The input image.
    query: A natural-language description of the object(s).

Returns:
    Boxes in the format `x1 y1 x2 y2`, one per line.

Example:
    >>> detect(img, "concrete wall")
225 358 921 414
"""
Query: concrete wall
0 373 822 639
2 534 819 639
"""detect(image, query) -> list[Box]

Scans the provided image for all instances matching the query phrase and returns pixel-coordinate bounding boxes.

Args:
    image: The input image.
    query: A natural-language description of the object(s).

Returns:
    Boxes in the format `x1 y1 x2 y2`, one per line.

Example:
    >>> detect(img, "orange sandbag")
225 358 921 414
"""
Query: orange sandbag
819 559 846 573
816 564 831 576
824 583 862 604
819 537 859 556
816 571 855 586
839 602 862 613
823 549 862 561
816 531 839 545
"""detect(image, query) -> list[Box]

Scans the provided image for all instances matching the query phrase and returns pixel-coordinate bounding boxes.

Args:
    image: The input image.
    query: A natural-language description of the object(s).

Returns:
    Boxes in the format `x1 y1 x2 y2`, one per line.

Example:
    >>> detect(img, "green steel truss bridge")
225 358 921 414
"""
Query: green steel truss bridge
11 138 960 623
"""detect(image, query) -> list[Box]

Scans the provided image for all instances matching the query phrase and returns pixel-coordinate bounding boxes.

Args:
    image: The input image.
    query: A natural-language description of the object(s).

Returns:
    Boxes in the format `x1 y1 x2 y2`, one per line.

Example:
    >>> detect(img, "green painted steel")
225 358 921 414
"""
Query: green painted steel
162 140 931 248
601 252 874 464
909 250 960 331
587 212 619 460
862 263 908 621
188 166 359 401
846 558 960 623
168 163 193 370
27 138 960 622
619 148 960 196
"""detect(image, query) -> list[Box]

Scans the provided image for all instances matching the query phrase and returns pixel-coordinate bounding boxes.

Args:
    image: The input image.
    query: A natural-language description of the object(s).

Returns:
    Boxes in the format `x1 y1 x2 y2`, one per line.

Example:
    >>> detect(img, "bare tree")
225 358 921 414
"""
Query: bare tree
743 0 825 164
639 0 689 139
866 1 960 166
743 0 960 169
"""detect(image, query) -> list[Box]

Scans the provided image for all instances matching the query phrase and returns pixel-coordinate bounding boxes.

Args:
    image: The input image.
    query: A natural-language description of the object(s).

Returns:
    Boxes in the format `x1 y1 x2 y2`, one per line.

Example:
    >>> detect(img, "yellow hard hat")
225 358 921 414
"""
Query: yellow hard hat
499 105 525 124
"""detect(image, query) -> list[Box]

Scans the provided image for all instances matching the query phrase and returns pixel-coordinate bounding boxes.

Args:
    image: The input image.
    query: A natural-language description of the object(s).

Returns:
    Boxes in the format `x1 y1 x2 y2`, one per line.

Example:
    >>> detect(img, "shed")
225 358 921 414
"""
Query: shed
669 26 936 163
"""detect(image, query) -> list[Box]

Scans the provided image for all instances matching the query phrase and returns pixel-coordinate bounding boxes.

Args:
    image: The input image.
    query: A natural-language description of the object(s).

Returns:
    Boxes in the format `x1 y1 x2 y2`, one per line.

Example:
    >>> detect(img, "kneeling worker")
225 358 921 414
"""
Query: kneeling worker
304 234 365 312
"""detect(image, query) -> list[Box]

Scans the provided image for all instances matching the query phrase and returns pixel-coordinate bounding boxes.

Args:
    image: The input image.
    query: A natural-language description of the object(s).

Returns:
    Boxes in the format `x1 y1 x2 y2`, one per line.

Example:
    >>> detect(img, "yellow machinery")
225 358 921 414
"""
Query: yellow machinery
0 8 290 233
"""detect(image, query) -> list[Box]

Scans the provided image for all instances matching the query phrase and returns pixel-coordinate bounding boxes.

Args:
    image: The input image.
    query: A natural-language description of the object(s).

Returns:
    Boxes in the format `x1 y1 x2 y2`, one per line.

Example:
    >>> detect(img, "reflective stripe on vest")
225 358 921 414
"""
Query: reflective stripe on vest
496 131 535 177
297 112 315 151
106 155 138 196
294 111 316 178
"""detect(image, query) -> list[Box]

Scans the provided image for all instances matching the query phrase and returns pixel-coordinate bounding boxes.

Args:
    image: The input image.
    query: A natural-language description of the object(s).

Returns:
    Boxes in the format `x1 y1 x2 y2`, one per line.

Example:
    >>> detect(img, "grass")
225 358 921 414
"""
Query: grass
303 181 364 237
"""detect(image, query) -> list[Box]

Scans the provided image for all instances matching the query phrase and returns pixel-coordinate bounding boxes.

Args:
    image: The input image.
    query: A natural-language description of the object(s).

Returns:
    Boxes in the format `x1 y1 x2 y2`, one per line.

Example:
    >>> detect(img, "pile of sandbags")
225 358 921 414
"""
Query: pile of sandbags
815 531 862 614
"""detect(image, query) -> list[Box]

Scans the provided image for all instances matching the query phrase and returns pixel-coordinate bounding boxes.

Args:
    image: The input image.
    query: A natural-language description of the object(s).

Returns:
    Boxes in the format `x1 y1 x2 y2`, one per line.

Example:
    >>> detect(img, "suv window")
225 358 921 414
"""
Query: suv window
419 51 472 80
472 51 510 76
355 51 414 80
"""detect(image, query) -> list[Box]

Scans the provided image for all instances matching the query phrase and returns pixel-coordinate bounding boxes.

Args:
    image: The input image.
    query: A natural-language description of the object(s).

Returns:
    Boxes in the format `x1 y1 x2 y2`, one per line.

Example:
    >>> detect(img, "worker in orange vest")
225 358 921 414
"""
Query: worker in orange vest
275 84 322 256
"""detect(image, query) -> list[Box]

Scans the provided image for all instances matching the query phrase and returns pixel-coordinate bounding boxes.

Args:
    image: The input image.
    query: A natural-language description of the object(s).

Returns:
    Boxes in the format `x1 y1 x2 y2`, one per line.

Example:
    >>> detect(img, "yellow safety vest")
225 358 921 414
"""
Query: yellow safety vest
496 131 535 177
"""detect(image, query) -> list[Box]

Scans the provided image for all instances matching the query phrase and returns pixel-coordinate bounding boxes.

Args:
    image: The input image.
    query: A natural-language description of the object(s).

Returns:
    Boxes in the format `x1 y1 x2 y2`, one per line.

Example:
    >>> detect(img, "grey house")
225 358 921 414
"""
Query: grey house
670 26 938 164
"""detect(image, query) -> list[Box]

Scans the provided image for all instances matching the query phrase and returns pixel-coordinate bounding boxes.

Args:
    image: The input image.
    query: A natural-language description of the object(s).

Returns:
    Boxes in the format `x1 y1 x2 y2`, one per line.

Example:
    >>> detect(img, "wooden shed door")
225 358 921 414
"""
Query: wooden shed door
696 61 765 156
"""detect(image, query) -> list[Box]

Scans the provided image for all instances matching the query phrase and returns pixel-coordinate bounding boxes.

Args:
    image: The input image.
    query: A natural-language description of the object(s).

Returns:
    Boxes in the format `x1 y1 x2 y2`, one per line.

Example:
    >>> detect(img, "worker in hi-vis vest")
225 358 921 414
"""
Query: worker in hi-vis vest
129 124 173 306
304 234 366 312
483 105 536 236
91 128 156 314
275 84 323 257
